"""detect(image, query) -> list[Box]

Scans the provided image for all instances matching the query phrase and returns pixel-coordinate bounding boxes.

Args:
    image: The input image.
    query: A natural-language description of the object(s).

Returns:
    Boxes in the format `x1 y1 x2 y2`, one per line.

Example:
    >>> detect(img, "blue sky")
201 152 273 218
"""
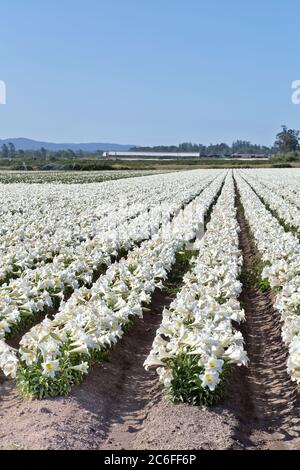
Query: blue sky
0 0 299 146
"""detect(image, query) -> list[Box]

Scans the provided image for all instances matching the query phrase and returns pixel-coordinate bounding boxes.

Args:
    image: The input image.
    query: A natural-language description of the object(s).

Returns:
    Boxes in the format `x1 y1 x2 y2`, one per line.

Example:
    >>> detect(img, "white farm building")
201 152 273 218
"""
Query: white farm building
102 151 269 160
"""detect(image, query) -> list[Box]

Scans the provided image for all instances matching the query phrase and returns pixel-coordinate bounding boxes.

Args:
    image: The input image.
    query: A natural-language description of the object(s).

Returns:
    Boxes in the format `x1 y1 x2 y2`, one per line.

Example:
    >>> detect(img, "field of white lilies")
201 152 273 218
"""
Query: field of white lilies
1 167 300 440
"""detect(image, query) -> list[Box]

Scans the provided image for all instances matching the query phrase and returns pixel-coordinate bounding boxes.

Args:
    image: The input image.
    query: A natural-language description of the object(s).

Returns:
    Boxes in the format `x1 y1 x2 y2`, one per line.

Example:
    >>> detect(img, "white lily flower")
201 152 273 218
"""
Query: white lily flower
70 362 89 374
199 370 220 391
41 359 60 378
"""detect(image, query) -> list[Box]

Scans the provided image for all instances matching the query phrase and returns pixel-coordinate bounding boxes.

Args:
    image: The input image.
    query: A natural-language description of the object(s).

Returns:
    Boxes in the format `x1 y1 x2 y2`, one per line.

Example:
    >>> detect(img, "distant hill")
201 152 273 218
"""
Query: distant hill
0 138 134 152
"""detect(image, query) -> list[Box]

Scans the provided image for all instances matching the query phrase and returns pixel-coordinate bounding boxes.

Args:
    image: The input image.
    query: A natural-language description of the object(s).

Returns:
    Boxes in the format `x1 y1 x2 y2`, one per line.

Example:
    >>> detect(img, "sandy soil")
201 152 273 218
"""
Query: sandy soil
1 188 300 450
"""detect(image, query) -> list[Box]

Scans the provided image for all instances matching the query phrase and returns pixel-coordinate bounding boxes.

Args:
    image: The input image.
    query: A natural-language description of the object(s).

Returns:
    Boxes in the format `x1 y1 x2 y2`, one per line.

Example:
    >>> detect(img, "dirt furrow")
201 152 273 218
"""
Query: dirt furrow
230 190 300 449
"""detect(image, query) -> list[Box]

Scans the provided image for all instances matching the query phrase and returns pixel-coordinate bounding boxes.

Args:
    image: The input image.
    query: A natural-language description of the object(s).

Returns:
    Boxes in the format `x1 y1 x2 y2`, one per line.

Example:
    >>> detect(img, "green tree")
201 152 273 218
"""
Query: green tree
275 125 300 152
1 143 9 158
40 147 47 160
8 142 16 158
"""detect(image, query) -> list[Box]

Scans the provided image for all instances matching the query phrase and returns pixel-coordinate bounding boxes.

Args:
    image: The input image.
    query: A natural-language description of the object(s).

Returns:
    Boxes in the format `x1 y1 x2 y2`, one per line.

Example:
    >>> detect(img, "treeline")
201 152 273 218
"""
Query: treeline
130 140 271 155
0 143 103 160
130 127 300 155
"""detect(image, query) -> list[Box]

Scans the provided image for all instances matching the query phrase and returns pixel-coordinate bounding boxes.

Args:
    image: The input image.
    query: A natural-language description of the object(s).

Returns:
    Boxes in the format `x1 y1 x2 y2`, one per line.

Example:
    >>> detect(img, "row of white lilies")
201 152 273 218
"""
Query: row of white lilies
240 171 300 235
240 169 300 210
235 172 300 384
0 169 166 184
145 172 248 399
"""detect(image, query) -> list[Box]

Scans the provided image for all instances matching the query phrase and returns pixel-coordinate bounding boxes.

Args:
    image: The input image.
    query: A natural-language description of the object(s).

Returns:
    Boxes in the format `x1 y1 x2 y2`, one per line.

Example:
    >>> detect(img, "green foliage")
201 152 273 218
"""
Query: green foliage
274 125 300 153
272 163 293 168
204 182 224 229
256 277 271 292
16 354 84 399
271 150 300 164
16 345 111 399
167 354 229 406
163 250 198 295
236 191 271 293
